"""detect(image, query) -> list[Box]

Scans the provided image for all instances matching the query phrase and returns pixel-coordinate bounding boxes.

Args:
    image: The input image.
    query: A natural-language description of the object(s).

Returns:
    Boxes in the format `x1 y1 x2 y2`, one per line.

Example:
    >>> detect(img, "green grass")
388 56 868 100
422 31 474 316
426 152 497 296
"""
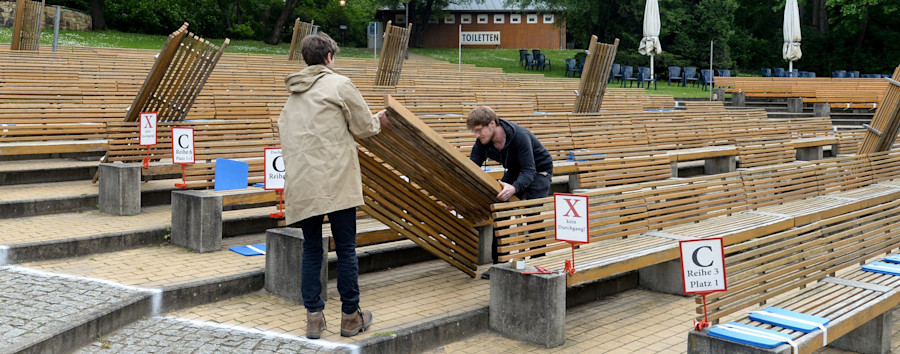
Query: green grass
0 28 374 57
410 48 711 97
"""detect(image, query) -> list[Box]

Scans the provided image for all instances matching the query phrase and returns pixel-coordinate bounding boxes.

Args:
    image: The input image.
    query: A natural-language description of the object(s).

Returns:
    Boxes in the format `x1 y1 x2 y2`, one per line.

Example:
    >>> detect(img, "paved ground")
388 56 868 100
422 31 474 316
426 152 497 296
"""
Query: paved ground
4 168 900 353
0 266 150 352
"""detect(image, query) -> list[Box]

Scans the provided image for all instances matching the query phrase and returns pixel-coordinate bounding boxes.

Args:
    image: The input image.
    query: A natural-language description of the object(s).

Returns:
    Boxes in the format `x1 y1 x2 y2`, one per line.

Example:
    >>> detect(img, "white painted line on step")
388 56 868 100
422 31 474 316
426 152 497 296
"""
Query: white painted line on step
2 265 164 314
0 245 8 266
165 316 360 353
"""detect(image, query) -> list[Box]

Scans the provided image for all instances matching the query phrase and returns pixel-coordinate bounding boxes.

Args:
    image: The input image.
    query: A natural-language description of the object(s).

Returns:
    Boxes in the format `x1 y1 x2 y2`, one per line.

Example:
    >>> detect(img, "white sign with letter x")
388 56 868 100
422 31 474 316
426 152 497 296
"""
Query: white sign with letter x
554 193 589 244
139 112 157 146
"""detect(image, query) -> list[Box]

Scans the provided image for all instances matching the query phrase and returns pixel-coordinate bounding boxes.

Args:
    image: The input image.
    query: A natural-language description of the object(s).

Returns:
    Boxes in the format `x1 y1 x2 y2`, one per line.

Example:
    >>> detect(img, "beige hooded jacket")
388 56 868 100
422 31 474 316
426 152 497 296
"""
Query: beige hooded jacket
277 65 381 225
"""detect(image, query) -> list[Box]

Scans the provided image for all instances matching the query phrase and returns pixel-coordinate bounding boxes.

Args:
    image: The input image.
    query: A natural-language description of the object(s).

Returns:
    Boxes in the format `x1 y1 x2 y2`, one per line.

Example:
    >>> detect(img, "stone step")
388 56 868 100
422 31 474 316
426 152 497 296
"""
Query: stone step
0 179 178 219
0 158 100 186
5 236 437 352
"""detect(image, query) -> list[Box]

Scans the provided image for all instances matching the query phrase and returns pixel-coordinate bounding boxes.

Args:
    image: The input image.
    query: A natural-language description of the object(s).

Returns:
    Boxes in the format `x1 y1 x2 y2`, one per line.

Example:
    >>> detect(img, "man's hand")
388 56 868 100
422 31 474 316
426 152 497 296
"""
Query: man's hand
497 181 516 201
375 109 392 129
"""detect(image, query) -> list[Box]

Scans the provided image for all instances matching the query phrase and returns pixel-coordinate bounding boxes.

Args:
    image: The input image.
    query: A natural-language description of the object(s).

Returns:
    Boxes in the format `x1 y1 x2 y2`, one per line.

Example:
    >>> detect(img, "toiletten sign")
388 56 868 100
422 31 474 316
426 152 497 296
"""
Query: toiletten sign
460 31 500 45
139 112 157 146
554 193 589 244
264 147 284 190
680 238 727 294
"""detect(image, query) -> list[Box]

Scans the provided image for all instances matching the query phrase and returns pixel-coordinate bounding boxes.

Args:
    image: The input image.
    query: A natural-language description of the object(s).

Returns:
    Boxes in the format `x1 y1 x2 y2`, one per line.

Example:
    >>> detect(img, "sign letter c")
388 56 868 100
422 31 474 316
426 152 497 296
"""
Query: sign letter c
692 246 713 267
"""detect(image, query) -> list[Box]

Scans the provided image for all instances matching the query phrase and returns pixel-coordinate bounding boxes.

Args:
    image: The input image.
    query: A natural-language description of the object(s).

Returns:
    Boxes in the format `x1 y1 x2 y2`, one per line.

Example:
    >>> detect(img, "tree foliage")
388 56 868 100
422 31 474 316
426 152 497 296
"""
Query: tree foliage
506 0 898 75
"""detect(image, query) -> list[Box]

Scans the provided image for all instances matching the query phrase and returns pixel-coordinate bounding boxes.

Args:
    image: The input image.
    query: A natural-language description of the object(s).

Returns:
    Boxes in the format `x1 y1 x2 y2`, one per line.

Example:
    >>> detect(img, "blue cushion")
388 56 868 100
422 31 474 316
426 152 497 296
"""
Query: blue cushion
214 158 249 191
883 255 900 264
229 243 266 256
749 307 828 333
708 322 792 349
863 261 900 276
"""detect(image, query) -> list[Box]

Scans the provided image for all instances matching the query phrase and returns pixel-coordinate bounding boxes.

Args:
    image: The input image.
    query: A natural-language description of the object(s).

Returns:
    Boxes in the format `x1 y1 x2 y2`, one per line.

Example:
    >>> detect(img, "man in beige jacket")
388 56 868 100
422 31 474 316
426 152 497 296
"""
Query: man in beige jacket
277 33 389 339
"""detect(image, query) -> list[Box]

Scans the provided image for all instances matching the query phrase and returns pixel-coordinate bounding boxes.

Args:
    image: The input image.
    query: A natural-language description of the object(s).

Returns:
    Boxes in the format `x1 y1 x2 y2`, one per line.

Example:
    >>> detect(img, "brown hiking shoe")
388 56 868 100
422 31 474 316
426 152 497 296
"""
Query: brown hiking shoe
306 311 326 339
340 309 374 337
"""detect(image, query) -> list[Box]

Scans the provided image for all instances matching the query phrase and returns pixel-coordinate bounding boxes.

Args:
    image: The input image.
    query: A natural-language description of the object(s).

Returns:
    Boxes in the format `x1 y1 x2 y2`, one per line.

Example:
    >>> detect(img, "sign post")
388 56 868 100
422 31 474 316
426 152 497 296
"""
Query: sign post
138 112 157 168
171 127 195 189
554 193 589 275
679 237 727 330
264 147 285 219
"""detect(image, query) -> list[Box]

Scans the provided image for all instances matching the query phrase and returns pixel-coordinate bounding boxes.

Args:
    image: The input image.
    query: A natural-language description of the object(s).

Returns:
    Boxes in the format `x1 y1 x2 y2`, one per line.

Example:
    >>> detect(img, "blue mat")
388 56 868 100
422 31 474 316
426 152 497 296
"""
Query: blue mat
863 261 900 276
229 243 266 256
214 158 249 191
749 307 828 333
884 255 900 264
708 322 793 349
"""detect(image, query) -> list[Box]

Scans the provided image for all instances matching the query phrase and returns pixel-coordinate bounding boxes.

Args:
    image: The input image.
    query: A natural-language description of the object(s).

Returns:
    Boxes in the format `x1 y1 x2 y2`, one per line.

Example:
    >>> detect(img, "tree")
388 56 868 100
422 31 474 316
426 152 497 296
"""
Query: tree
90 0 107 30
266 0 300 44
377 0 453 47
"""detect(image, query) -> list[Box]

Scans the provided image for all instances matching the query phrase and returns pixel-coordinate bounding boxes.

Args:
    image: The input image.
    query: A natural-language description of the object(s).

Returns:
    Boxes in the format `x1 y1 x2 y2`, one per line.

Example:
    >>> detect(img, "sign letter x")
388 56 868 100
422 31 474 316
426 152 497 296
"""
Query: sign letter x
563 198 581 218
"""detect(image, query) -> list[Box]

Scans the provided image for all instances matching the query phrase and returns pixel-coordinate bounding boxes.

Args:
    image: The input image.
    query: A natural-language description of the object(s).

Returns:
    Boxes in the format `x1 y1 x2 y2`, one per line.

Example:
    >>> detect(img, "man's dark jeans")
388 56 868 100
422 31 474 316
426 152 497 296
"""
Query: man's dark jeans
295 207 359 314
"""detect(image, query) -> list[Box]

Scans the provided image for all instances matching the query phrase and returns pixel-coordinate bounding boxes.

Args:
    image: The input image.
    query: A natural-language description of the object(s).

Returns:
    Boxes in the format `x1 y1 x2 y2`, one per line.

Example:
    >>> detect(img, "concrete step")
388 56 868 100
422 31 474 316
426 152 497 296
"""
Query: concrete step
5 236 437 353
0 179 178 219
0 158 100 186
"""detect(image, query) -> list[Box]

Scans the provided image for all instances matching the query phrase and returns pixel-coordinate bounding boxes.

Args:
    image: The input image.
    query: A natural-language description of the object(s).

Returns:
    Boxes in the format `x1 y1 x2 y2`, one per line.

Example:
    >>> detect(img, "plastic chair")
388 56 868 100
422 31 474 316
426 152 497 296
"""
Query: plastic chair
716 69 731 77
790 69 799 78
683 67 698 87
518 49 528 67
637 67 657 89
761 68 772 77
774 68 786 77
565 58 582 77
534 53 550 71
848 70 860 78
832 70 847 78
609 63 622 83
532 49 541 59
667 66 682 86
523 53 535 71
621 66 639 87
699 69 714 91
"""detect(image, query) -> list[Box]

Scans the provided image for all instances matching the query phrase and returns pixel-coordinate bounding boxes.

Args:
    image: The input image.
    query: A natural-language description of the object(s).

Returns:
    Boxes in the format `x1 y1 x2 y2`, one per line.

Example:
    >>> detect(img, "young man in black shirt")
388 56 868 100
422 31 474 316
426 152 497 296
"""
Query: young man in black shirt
467 106 554 278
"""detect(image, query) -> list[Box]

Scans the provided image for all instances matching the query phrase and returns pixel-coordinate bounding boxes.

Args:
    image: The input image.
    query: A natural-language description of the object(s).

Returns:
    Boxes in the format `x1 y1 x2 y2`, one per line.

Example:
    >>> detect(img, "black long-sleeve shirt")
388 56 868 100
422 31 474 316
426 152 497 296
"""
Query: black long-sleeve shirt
469 119 553 194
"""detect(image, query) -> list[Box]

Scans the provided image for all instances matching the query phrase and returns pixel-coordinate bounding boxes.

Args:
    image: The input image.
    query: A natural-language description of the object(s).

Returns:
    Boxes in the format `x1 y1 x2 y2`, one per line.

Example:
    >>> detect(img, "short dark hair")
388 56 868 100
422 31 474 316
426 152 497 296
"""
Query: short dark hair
466 106 498 129
300 33 340 66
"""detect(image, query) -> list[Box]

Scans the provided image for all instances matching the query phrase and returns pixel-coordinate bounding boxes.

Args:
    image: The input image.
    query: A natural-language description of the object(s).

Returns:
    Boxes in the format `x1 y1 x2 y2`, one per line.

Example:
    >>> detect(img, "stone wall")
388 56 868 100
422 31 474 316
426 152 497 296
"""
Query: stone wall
0 1 92 31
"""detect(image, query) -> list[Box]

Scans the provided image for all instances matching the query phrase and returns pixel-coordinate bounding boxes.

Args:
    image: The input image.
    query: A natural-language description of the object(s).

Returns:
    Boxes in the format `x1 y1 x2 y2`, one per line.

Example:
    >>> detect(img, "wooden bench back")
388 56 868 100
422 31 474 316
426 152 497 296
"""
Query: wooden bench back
701 196 900 323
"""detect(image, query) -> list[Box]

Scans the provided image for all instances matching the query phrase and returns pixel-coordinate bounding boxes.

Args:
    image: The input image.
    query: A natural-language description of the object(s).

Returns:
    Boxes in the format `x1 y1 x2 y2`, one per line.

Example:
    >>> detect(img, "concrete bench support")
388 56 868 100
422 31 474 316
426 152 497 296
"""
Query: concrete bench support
814 102 831 117
796 146 824 161
704 156 736 175
171 190 222 253
98 163 141 216
732 92 746 107
638 259 685 295
265 227 328 303
490 263 566 348
829 310 892 354
713 88 725 101
787 97 804 113
476 224 494 265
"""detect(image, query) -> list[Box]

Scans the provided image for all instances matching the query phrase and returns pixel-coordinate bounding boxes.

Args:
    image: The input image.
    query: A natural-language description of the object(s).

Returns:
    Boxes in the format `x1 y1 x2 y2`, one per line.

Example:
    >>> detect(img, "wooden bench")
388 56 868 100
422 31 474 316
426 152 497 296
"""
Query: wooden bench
487 152 900 347
689 192 900 353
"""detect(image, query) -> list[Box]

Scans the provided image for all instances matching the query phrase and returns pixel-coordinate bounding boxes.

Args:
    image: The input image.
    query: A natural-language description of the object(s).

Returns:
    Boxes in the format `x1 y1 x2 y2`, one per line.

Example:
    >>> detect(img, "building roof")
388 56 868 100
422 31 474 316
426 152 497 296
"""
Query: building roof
443 0 545 12
379 0 549 13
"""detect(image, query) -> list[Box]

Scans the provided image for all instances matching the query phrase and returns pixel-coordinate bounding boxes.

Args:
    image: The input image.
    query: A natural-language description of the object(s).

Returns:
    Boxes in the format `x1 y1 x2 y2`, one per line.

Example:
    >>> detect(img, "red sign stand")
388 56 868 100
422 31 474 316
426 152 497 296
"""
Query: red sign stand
269 191 284 219
679 238 727 332
554 193 589 276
